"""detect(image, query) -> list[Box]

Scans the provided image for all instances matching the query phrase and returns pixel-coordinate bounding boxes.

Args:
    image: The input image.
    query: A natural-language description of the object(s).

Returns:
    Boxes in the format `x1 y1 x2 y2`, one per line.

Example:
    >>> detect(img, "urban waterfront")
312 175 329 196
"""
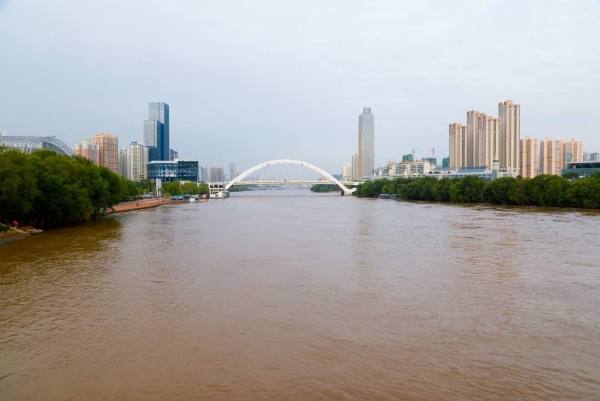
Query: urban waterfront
1 190 599 400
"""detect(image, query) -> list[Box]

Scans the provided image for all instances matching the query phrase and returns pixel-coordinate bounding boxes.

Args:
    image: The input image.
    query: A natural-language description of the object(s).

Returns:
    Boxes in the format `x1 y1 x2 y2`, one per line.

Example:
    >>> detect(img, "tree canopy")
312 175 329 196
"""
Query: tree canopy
0 148 140 227
354 174 600 209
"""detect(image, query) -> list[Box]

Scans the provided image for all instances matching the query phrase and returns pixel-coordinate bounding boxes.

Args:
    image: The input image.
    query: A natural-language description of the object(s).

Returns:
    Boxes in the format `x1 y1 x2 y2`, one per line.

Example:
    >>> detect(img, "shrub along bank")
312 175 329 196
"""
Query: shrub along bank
354 174 600 209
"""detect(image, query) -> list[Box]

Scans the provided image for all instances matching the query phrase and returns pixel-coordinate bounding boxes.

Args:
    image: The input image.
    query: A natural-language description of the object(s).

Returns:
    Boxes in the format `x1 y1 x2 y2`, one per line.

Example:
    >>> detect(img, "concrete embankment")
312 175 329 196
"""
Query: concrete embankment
108 198 173 214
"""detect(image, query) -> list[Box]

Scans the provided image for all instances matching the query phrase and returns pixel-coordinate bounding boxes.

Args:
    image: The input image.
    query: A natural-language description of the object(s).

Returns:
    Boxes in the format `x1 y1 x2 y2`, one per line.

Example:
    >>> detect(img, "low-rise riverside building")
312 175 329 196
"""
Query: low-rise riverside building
147 160 199 183
562 161 600 177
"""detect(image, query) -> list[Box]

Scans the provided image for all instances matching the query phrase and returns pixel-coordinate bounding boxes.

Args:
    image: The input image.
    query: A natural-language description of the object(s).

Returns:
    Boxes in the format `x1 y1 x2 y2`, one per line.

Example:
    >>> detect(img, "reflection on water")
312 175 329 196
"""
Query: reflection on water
1 190 599 400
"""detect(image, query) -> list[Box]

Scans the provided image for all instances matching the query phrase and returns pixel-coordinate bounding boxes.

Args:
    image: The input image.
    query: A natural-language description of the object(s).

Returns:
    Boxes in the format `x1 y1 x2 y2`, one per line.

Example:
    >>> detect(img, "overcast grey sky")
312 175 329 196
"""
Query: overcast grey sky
1 0 599 174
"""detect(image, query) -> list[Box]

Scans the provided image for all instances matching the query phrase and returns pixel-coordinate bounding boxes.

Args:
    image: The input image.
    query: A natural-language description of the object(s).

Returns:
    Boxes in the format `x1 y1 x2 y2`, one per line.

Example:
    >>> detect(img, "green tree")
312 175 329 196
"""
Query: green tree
0 148 38 224
181 181 199 195
198 183 209 195
483 177 516 204
165 181 182 196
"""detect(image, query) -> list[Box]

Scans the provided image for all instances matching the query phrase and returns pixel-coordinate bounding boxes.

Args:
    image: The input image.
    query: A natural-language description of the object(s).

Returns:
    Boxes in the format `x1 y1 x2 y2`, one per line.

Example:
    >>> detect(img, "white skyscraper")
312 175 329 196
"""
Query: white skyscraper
358 107 374 177
129 141 149 181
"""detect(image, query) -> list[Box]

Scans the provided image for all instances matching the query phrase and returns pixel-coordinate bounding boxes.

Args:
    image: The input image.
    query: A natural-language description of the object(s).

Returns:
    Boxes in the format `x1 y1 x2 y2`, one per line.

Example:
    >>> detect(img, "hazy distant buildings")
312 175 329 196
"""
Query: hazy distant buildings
200 166 208 183
351 153 358 181
170 149 178 161
229 162 236 180
357 107 374 177
402 154 414 163
342 164 351 181
118 148 128 179
520 135 539 179
144 102 170 161
93 133 118 173
590 153 600 161
209 167 225 183
74 139 99 164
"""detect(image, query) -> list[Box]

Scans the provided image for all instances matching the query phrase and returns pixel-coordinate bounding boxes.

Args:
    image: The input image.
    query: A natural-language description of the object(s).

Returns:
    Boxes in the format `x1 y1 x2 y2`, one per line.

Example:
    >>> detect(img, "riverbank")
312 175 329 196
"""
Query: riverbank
108 198 172 214
0 227 41 246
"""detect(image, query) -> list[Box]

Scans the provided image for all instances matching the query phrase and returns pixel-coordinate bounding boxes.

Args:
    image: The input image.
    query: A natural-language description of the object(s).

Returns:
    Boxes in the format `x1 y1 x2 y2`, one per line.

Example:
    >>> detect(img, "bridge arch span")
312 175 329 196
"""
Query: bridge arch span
225 159 356 194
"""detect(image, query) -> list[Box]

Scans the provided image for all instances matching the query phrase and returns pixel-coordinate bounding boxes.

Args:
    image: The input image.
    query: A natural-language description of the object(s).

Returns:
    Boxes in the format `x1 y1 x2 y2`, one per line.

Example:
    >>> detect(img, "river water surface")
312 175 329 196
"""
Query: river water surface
1 190 599 400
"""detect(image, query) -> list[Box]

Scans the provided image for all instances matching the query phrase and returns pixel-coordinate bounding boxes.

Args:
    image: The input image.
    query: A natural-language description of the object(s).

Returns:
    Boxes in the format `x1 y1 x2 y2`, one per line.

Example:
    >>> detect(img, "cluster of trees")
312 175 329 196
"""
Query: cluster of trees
310 184 340 193
354 173 600 208
1 147 139 227
162 181 209 196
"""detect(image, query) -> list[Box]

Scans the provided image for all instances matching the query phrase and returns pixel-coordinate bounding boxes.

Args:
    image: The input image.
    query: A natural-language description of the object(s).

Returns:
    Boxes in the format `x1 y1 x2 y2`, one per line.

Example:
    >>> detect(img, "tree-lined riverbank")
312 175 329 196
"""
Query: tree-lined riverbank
0 147 138 227
355 174 600 208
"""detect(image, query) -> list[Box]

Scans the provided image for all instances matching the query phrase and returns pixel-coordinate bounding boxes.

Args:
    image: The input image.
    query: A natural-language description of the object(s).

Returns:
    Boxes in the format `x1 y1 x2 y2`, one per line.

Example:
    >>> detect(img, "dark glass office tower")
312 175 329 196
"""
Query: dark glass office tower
146 102 170 161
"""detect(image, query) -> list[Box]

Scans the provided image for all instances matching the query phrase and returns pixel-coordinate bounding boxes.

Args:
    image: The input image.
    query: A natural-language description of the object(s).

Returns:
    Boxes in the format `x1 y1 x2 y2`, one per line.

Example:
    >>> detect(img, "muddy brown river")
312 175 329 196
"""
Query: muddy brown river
1 190 599 400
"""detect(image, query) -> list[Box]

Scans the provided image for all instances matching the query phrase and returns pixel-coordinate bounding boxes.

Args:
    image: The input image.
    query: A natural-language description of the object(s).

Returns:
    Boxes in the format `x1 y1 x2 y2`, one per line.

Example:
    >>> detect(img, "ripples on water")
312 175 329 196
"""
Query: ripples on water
1 190 599 400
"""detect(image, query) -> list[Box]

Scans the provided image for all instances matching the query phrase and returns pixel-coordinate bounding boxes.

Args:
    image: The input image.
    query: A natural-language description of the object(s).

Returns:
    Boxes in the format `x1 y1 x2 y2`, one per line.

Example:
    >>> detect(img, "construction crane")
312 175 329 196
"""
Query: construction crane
412 147 418 159
431 147 435 159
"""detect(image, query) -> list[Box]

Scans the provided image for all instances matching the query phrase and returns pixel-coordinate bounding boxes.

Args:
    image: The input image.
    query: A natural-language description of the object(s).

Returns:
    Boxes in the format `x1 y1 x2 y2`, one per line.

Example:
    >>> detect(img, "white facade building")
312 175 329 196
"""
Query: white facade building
358 107 374 178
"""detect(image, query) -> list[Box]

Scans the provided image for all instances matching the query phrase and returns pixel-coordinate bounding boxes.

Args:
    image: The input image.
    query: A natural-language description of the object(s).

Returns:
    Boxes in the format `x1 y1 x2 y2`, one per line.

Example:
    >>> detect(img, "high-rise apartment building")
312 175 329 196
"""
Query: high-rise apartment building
170 149 179 161
466 111 480 166
478 114 499 169
118 148 128 179
540 137 564 176
229 162 236 180
357 107 374 177
93 133 119 173
74 139 99 165
144 102 170 161
520 135 539 179
498 100 520 173
449 123 468 169
590 153 600 161
562 138 584 167
129 142 149 181
450 100 520 172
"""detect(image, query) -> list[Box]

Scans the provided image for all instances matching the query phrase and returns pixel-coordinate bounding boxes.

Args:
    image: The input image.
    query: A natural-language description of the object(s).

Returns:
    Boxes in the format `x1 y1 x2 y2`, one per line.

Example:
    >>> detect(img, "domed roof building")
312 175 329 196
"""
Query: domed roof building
0 136 74 156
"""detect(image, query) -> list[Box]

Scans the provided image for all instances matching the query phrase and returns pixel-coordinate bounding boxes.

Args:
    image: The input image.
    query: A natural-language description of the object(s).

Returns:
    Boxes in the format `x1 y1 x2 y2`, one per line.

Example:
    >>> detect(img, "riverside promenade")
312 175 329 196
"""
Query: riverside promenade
109 198 172 214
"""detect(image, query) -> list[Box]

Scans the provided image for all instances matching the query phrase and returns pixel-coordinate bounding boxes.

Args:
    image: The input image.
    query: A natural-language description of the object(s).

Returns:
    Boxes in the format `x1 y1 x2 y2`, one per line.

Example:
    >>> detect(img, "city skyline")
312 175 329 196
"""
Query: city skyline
1 1 599 174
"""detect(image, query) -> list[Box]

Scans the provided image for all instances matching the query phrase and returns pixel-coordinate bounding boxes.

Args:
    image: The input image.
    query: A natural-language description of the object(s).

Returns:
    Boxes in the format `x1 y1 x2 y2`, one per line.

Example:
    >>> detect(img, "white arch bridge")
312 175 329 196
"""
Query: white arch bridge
222 159 359 195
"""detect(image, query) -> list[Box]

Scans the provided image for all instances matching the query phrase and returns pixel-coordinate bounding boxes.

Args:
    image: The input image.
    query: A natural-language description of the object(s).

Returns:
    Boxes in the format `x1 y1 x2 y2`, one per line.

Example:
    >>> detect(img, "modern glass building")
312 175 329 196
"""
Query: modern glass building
0 136 73 156
562 161 600 177
150 102 169 161
358 107 374 178
147 160 198 183
144 103 170 161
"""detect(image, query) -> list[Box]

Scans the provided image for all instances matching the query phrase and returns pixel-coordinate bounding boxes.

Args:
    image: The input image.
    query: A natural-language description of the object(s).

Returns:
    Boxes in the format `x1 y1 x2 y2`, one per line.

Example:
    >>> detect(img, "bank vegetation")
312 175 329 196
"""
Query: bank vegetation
0 147 140 227
354 173 600 209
